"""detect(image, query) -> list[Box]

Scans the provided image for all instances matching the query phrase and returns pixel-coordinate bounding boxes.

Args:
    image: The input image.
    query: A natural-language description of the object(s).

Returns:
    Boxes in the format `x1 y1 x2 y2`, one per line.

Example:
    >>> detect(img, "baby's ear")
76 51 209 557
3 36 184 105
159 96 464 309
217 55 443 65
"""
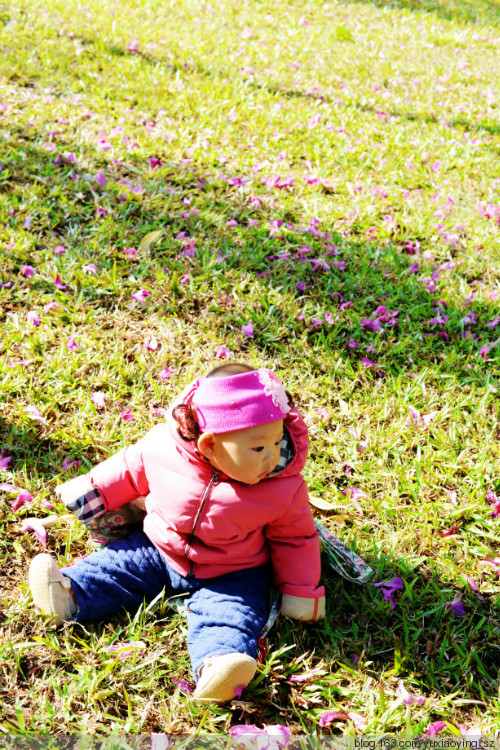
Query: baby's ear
197 432 216 459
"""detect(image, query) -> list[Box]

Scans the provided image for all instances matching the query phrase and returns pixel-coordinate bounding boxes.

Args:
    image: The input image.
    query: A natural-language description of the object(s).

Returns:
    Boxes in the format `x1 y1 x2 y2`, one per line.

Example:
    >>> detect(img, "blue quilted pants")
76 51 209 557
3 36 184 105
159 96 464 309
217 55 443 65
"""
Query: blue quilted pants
62 529 270 677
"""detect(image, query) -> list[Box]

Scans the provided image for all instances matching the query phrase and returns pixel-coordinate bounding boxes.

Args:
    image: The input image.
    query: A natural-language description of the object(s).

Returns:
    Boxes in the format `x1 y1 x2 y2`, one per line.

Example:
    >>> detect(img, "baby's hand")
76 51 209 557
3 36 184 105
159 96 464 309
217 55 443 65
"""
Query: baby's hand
281 594 325 623
55 474 95 508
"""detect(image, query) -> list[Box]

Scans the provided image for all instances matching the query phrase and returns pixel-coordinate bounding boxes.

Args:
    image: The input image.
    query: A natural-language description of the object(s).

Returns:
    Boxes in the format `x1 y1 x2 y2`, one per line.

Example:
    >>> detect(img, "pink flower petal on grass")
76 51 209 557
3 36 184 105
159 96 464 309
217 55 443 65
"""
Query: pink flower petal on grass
21 265 35 278
43 302 60 313
170 678 194 693
131 289 151 303
21 519 47 547
91 392 106 409
62 459 82 472
319 711 367 730
66 335 78 350
0 482 17 492
54 273 67 290
26 311 41 326
479 556 500 573
397 680 425 706
96 169 106 187
10 490 33 513
424 721 447 736
288 666 325 682
374 577 405 609
120 409 134 422
216 344 232 359
104 641 145 660
486 490 500 517
341 487 367 514
229 725 292 748
25 406 46 424
242 321 254 338
438 523 457 537
445 598 466 617
0 453 11 471
158 367 173 380
151 735 170 750
143 336 159 351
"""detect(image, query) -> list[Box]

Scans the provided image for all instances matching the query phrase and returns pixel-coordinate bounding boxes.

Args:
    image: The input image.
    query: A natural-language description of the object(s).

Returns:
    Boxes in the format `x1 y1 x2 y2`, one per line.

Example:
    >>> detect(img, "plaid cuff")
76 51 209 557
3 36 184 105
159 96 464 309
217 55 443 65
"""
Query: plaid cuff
64 487 106 523
270 427 295 476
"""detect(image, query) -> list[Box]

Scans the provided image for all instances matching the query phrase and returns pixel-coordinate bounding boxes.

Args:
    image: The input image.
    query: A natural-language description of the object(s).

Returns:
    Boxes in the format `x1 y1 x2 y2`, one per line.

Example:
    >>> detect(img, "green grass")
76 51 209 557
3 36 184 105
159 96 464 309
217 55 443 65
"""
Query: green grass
1 0 500 737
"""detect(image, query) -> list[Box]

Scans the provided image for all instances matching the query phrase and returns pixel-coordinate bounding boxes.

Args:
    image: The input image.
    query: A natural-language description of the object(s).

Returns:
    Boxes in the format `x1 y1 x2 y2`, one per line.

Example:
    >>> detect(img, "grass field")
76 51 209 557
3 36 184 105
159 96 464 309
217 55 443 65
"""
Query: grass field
1 0 500 738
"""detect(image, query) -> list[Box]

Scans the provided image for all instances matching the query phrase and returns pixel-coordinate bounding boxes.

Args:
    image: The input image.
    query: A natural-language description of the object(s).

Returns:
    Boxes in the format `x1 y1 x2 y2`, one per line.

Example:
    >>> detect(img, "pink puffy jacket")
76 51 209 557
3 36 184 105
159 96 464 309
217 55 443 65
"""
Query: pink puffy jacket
89 401 325 604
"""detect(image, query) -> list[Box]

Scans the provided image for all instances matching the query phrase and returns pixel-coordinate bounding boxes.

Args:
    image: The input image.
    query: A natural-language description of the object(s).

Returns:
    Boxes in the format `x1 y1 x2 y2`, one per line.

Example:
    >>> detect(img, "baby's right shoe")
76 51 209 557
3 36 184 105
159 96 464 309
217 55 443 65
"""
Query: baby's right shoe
194 653 257 703
28 553 77 626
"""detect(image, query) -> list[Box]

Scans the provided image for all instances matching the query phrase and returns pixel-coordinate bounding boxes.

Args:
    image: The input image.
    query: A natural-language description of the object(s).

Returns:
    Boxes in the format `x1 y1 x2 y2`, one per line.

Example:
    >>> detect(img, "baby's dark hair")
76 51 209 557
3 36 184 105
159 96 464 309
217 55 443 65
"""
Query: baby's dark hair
172 363 294 441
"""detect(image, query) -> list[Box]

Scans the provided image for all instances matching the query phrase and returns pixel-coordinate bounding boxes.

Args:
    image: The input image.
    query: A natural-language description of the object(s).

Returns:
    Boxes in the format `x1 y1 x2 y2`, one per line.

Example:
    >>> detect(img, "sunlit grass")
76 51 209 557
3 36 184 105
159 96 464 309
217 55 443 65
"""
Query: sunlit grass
1 0 500 737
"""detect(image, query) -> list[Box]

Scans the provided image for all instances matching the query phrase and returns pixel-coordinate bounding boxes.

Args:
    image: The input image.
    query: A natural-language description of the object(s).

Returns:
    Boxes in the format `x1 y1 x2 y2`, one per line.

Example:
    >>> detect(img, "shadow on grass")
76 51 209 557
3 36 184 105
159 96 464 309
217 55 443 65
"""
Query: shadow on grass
268 554 499 712
1 121 497 387
339 0 500 27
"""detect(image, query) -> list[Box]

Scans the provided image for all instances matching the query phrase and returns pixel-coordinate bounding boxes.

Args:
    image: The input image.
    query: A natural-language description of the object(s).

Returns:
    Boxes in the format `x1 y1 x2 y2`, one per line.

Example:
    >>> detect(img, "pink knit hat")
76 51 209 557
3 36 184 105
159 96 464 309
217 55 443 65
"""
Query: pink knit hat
191 369 291 433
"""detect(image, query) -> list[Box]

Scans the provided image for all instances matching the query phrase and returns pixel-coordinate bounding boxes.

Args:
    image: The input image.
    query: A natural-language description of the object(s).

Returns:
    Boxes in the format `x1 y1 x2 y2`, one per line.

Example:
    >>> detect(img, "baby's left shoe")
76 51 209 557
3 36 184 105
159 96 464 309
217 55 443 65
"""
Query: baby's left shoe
29 553 77 626
193 653 257 703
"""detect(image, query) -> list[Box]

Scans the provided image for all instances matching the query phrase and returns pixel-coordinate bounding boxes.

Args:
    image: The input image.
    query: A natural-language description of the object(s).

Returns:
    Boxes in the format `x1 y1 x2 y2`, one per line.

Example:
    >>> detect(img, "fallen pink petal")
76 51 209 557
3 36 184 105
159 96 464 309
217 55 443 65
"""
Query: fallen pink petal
374 577 405 609
66 335 79 351
341 486 366 514
150 734 170 750
445 598 466 617
96 169 106 187
62 459 82 472
438 523 457 537
158 367 173 380
26 311 41 326
288 666 325 682
397 680 425 706
319 711 366 730
0 453 11 471
21 519 48 547
104 641 145 660
54 274 67 291
120 409 134 422
216 344 232 359
10 490 33 513
131 289 151 303
170 678 193 693
242 321 254 338
479 557 500 573
24 406 46 424
424 721 447 736
43 302 60 313
143 336 159 351
91 392 106 409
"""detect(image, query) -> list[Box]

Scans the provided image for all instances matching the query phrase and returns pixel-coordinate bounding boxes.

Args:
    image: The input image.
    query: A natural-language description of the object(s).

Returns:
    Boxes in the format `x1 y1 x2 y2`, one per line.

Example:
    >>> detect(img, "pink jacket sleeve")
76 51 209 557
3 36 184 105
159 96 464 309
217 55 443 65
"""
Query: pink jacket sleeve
265 481 325 600
88 436 150 511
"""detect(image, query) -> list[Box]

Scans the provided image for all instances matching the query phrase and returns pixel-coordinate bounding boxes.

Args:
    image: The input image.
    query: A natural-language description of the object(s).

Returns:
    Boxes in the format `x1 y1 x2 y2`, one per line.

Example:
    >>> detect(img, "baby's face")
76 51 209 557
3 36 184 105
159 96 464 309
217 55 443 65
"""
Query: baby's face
206 419 284 485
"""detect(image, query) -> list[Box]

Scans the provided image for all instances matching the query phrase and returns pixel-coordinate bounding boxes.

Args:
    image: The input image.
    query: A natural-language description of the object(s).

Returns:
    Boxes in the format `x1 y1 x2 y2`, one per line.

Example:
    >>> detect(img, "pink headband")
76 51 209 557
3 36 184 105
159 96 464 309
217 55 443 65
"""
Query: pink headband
190 369 291 434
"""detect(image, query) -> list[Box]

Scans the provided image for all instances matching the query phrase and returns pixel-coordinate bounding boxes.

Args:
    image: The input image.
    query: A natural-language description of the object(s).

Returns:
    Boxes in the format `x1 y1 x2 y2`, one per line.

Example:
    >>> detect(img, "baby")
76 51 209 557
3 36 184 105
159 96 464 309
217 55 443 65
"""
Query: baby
29 363 325 702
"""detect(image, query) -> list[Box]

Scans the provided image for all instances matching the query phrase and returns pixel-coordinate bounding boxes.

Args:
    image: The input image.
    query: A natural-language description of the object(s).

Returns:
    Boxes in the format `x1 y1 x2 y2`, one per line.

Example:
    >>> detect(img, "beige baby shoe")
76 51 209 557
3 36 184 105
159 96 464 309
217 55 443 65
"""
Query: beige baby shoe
29 553 76 626
194 652 257 703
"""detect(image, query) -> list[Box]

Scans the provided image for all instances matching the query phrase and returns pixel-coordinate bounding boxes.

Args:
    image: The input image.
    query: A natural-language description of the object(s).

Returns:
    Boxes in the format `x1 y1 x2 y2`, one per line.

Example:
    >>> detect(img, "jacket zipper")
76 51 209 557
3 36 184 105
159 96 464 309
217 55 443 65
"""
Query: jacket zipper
185 469 219 573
